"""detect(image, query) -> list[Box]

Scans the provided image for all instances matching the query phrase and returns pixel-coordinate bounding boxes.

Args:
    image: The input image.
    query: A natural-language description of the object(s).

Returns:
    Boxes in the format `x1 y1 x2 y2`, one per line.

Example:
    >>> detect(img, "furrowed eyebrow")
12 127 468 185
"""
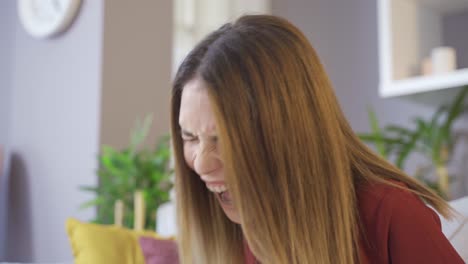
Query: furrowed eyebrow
180 129 196 137
179 127 218 140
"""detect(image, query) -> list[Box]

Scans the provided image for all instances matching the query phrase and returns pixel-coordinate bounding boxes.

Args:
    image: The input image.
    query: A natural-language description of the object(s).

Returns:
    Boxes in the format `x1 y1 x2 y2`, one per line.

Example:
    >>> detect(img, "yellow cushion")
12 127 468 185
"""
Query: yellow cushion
66 218 169 264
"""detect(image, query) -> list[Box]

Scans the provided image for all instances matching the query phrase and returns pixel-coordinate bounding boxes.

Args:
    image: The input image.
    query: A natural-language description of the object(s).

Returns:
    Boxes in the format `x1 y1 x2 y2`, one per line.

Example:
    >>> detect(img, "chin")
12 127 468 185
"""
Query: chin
223 207 241 224
217 199 241 224
214 191 241 224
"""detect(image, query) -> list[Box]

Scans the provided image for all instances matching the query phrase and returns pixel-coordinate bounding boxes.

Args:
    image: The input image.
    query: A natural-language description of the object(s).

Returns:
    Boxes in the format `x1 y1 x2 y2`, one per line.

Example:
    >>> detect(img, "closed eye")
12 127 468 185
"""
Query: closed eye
181 130 198 142
183 137 198 142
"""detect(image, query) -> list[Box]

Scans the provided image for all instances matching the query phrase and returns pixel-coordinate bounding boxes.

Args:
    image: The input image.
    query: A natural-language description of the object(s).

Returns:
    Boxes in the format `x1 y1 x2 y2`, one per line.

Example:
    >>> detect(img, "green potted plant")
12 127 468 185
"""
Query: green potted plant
80 115 173 230
359 87 468 199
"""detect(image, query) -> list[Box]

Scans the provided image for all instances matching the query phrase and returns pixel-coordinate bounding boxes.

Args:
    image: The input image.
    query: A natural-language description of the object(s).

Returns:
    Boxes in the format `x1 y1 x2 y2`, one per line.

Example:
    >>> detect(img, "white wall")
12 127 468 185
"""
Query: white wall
5 1 104 261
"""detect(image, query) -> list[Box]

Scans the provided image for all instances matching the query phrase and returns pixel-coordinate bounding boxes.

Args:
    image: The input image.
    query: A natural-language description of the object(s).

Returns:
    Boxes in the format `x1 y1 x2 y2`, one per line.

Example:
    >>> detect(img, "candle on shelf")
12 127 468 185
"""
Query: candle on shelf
134 190 146 231
431 47 457 74
114 199 124 227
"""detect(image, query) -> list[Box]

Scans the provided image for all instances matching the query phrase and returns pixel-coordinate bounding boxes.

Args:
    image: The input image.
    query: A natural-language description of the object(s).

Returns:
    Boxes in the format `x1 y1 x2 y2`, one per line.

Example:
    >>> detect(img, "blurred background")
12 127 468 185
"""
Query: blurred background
1 0 467 262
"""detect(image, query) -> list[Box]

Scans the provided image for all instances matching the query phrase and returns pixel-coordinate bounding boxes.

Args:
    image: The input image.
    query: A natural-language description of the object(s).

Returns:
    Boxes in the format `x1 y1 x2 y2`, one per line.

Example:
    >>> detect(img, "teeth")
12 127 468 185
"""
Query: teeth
207 185 227 193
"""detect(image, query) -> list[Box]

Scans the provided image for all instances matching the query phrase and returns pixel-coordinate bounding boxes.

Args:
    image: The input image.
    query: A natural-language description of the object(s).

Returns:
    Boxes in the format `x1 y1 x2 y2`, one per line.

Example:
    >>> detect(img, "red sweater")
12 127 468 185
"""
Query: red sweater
244 182 464 263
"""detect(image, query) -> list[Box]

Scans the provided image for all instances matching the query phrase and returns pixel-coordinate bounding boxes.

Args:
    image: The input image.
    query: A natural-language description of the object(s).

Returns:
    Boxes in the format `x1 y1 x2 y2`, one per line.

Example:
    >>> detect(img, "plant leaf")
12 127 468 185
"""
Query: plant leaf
367 107 387 158
433 87 468 162
395 125 423 169
130 114 153 152
79 185 99 193
79 197 105 210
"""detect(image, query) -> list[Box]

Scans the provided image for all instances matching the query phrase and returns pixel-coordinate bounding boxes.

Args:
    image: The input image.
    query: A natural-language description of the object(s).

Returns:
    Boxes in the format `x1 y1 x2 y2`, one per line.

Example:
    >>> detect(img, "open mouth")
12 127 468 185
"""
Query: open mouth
206 184 233 205
207 184 227 193
218 191 231 204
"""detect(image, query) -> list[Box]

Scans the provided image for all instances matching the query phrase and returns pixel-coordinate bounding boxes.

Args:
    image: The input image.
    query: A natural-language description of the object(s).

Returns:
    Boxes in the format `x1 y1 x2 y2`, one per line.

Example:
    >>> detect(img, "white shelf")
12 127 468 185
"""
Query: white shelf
378 0 468 105
381 68 468 97
381 69 468 105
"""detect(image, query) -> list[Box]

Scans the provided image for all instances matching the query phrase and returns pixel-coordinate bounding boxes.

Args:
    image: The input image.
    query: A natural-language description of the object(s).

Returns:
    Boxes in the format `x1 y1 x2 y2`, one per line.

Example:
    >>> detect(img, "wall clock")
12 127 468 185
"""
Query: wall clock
18 0 82 38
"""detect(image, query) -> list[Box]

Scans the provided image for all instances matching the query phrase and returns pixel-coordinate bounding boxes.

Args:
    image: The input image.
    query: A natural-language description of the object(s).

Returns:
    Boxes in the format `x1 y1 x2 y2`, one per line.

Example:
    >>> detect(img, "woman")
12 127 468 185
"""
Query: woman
170 15 463 263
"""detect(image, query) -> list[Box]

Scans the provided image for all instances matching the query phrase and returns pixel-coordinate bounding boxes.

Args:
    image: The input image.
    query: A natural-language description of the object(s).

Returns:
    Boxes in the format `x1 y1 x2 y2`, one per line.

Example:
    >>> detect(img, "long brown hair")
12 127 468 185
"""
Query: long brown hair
170 15 453 264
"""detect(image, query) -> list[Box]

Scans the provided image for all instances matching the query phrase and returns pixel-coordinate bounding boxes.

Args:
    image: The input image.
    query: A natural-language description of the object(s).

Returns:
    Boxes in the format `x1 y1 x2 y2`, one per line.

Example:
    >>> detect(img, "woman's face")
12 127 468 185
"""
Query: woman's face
178 77 240 224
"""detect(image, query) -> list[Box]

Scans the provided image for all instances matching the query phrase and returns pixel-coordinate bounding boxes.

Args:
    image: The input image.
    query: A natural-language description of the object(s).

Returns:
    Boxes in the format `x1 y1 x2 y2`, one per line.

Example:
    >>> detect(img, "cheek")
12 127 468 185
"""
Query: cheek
183 143 196 170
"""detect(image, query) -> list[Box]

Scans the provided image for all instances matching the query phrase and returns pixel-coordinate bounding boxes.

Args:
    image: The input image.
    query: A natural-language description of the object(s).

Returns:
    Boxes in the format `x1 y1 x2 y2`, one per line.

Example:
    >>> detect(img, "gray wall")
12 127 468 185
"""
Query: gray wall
5 1 103 261
443 9 468 196
2 0 173 262
443 10 468 69
271 0 467 196
0 2 14 259
0 1 14 144
272 0 434 131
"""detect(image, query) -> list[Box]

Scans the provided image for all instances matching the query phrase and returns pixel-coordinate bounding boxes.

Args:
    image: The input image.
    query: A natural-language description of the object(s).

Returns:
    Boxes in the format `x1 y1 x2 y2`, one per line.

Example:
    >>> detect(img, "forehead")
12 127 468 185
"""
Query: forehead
178 78 217 134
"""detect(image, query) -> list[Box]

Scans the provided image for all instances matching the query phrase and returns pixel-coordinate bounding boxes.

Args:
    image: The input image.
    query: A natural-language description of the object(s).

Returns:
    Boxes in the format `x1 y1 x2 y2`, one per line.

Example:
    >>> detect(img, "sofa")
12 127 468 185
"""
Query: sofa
439 196 468 261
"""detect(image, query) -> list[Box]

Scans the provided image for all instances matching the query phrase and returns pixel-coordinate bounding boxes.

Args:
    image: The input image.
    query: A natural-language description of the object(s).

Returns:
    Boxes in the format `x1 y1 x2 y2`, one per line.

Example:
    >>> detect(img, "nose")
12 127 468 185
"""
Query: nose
193 142 221 177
